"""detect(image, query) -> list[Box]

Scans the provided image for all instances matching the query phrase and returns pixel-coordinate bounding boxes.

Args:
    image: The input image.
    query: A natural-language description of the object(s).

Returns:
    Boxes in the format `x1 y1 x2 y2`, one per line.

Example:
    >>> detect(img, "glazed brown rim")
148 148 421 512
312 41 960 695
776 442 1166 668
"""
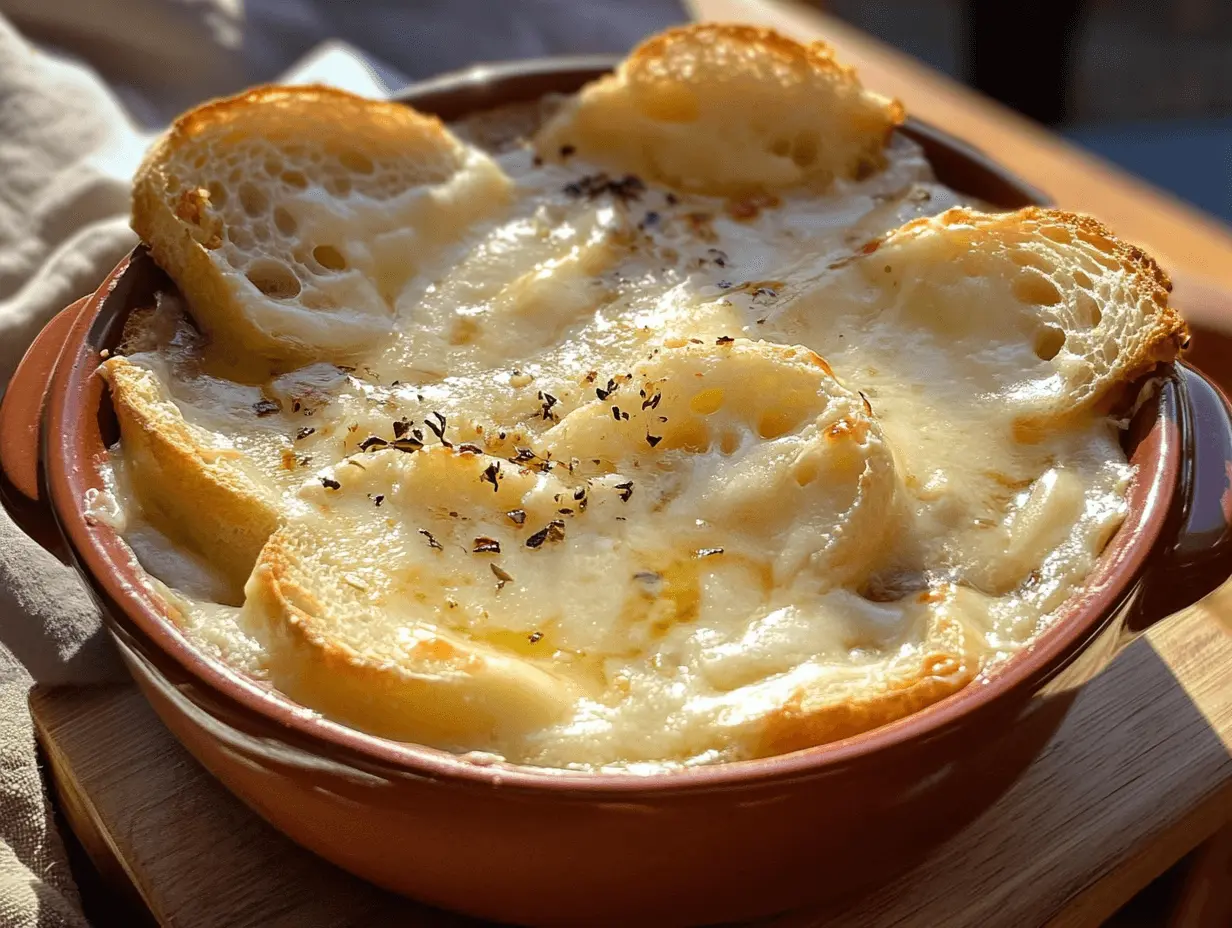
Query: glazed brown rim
40 60 1178 794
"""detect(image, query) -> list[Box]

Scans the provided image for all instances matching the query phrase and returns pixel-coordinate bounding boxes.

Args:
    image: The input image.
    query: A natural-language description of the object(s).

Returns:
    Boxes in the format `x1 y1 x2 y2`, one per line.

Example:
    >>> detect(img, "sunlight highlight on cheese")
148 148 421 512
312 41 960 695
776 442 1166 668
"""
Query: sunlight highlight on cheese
98 108 1155 770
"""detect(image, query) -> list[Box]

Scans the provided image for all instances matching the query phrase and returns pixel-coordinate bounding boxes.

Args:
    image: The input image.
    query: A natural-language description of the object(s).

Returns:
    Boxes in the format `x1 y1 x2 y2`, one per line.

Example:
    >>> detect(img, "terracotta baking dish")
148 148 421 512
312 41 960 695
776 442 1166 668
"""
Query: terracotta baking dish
4 59 1232 927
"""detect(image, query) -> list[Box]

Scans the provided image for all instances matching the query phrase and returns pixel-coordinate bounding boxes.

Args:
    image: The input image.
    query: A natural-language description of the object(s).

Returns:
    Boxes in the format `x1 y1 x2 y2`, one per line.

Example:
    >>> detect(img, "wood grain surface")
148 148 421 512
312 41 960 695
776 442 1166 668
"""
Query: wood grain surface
28 3 1232 925
30 591 1232 927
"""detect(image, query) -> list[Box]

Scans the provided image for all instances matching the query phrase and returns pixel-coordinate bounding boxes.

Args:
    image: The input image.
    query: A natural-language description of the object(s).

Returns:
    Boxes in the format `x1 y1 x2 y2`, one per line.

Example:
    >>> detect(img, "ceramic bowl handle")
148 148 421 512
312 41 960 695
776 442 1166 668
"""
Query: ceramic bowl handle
0 297 90 553
1129 362 1232 631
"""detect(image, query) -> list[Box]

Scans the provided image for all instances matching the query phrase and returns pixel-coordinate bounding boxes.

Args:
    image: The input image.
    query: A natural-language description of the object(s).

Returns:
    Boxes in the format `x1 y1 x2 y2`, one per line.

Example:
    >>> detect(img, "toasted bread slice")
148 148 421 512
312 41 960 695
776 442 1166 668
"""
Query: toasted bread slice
133 85 512 362
543 339 900 588
242 447 580 749
745 586 980 755
779 207 1185 436
534 23 903 196
100 357 280 601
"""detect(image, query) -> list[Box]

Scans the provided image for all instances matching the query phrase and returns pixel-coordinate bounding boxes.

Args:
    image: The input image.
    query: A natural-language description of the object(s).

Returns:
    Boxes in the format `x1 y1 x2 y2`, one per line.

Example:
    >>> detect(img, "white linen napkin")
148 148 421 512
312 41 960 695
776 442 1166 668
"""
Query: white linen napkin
0 19 400 928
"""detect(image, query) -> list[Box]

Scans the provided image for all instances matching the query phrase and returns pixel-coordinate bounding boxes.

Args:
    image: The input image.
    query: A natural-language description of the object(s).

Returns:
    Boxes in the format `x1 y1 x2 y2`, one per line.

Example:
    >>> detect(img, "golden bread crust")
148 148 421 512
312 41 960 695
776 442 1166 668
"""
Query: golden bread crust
534 23 904 195
756 610 974 755
133 84 510 362
242 447 577 749
779 205 1186 439
100 357 280 601
915 208 1184 433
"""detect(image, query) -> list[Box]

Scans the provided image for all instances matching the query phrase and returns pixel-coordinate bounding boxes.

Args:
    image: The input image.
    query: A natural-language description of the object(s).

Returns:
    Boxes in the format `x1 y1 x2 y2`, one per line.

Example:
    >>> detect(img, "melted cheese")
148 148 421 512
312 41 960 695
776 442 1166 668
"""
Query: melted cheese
98 132 1132 769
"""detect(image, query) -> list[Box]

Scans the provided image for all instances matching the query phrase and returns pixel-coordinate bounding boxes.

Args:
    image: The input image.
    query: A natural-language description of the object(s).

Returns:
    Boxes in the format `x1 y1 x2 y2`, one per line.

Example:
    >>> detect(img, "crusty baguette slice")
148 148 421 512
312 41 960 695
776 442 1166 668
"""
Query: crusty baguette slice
242 447 579 749
132 85 512 362
542 339 900 589
780 207 1186 436
534 23 903 196
747 586 980 756
100 357 280 602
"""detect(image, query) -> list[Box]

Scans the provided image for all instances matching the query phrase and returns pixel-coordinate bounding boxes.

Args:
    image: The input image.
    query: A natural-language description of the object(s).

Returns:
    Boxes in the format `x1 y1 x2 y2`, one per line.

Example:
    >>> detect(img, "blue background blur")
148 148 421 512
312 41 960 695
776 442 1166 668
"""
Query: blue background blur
825 0 1232 223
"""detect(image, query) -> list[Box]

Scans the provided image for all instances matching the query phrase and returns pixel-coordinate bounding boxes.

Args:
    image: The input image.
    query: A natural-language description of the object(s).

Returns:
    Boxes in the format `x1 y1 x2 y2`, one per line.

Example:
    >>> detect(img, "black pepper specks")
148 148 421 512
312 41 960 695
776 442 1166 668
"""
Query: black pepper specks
254 398 281 417
564 172 644 202
491 563 514 589
321 477 341 490
538 391 559 421
358 436 389 452
525 520 566 549
473 537 501 554
392 436 423 453
646 434 663 448
425 411 452 448
528 630 544 644
419 529 443 550
481 461 502 492
295 427 315 441
507 508 527 526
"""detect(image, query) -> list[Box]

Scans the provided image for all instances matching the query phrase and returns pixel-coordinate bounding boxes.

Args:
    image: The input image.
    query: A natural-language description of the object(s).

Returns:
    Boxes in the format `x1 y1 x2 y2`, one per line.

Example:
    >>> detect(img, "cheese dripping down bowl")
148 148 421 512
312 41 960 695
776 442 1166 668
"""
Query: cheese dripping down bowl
4 26 1232 927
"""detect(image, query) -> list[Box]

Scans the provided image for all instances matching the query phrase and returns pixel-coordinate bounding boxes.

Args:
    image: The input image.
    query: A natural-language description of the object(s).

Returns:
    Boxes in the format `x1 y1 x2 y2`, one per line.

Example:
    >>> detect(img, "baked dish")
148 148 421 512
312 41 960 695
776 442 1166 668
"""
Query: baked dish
90 24 1185 770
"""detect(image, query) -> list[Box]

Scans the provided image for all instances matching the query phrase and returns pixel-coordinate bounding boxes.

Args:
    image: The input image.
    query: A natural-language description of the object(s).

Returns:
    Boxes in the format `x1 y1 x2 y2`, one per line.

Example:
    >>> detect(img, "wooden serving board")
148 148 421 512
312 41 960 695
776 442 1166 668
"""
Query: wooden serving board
30 589 1232 928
